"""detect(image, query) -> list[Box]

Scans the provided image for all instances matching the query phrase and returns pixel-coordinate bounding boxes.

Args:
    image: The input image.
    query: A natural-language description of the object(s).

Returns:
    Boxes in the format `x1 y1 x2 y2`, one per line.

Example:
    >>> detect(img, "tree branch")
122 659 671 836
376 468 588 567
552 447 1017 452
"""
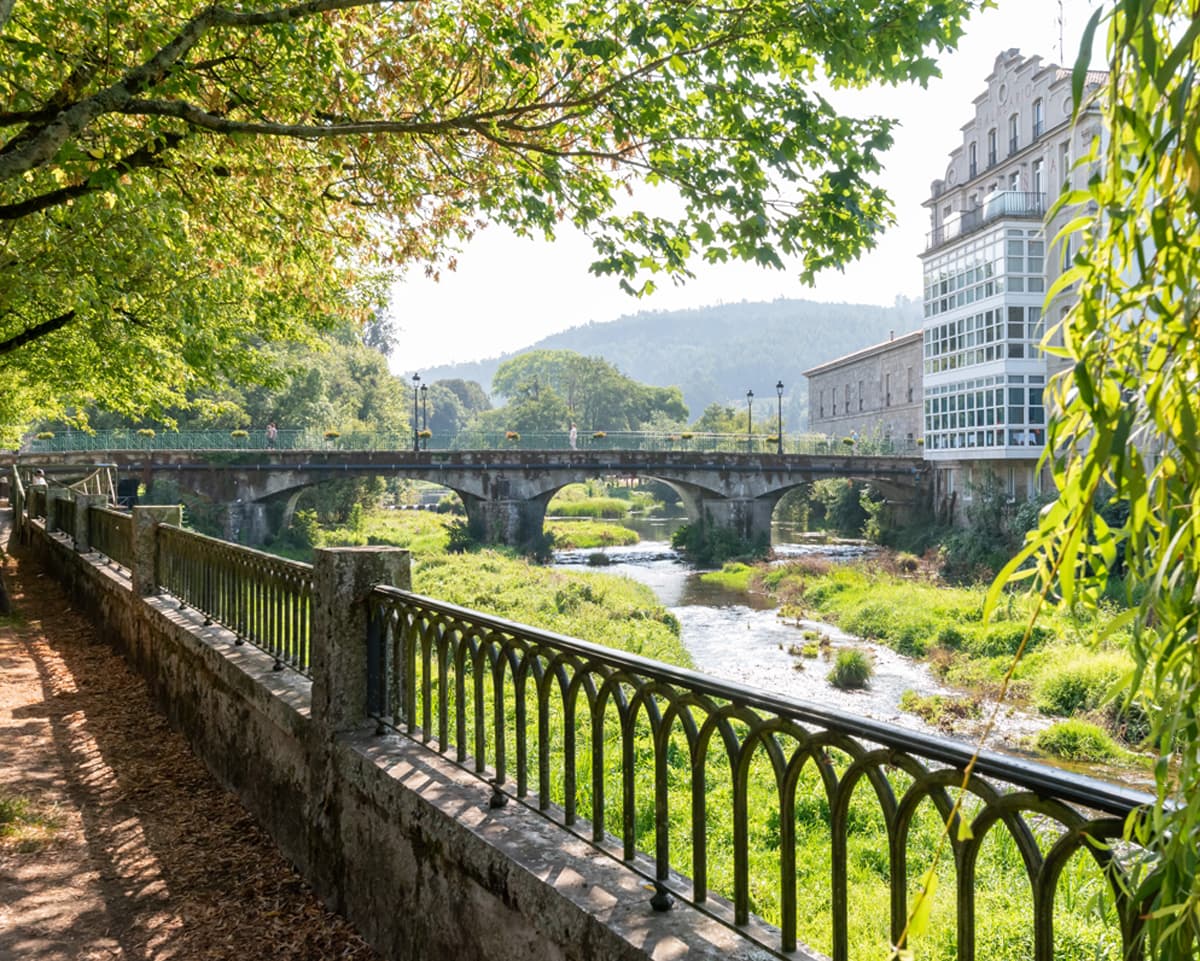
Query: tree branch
0 132 186 220
0 310 76 357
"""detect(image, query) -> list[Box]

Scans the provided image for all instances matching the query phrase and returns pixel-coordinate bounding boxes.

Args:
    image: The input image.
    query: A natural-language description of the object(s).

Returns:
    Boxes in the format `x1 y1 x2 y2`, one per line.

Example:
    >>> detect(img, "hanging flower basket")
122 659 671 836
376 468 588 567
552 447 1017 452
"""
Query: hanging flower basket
36 431 54 440
230 429 249 440
418 429 432 439
324 430 341 440
592 431 607 439
505 431 520 442
137 428 156 438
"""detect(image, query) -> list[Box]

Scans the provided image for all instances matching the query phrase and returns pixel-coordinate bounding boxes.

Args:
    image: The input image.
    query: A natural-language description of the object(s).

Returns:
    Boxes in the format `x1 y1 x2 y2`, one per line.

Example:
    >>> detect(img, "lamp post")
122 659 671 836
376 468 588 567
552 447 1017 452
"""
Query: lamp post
411 373 421 452
776 380 784 455
746 389 754 452
420 383 429 450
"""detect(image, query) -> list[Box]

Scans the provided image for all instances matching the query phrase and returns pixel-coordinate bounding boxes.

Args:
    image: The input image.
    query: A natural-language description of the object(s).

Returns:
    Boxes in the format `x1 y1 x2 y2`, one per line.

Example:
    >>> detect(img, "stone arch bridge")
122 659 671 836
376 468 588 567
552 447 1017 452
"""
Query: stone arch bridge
29 449 929 546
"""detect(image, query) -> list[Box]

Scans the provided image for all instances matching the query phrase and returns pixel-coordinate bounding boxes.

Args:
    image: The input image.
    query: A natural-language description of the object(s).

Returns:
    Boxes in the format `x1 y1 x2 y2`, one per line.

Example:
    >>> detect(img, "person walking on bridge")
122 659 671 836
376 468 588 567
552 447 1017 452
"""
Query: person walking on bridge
568 423 578 450
266 422 278 449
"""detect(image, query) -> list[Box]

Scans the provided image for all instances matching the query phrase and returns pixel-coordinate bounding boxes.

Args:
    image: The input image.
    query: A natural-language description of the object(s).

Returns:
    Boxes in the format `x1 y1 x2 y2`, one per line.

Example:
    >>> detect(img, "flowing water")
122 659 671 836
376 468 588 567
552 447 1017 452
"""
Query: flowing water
551 521 1092 760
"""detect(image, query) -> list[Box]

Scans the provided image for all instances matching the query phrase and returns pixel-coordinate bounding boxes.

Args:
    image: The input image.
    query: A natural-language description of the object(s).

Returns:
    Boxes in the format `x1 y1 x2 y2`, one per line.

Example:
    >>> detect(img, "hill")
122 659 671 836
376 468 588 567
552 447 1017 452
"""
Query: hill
423 297 923 428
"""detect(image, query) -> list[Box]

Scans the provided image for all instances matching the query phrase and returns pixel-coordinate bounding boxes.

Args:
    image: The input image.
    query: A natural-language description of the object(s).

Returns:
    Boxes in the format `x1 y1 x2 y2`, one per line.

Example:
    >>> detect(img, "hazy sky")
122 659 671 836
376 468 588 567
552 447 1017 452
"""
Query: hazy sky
387 0 1101 373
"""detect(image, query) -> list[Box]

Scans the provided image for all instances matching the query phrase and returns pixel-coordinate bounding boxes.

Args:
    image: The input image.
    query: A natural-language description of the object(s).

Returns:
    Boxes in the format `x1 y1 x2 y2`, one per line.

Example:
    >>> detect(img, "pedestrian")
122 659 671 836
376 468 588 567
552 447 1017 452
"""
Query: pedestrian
568 423 578 450
30 468 47 487
266 422 278 449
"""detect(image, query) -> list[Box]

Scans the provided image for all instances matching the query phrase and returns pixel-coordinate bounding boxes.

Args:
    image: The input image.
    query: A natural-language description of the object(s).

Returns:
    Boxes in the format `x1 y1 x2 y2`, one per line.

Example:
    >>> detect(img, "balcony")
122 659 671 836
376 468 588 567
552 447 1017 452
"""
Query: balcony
925 190 1046 251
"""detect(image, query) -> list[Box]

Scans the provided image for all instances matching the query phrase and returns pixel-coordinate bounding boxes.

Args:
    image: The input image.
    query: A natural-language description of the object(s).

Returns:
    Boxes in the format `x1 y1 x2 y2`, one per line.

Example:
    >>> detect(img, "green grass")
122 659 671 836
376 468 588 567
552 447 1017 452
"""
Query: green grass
698 561 757 592
827 648 873 689
0 792 63 852
545 519 639 549
546 496 634 519
1035 720 1136 764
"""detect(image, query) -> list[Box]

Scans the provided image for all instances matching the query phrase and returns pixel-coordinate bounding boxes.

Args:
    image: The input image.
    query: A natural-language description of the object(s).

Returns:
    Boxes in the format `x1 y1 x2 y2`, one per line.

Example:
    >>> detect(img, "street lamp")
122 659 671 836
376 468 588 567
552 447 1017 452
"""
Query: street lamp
420 383 429 450
746 389 754 451
411 373 421 451
776 380 784 455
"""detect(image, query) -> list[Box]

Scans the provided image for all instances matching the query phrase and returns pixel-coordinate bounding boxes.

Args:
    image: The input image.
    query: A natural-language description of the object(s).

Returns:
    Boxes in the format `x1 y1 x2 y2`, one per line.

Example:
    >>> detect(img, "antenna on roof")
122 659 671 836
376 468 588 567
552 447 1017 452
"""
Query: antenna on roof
1057 0 1065 63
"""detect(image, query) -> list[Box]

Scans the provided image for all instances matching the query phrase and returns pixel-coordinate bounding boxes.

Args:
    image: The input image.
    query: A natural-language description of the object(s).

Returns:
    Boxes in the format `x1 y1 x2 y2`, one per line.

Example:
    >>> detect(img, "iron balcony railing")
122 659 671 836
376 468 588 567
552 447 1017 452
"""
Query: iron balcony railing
88 508 133 570
157 525 313 674
22 428 921 458
365 586 1151 961
925 190 1047 251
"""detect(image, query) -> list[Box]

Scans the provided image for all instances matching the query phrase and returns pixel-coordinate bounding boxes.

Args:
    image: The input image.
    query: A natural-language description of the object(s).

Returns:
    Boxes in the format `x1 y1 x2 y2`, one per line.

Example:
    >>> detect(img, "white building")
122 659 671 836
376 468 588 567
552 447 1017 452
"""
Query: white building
920 49 1105 516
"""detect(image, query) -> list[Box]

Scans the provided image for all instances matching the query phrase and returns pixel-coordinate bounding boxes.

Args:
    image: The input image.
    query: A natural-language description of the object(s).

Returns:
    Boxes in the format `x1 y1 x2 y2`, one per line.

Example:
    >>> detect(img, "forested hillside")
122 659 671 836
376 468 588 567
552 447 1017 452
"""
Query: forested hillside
423 298 922 428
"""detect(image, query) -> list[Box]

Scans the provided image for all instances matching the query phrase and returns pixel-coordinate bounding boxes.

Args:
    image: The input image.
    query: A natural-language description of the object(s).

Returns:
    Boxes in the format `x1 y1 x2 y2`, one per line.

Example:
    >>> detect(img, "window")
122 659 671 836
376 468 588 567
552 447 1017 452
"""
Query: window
907 367 914 402
968 142 977 178
858 380 864 411
819 390 824 418
987 128 997 167
1009 170 1021 191
1032 157 1044 196
1008 113 1019 155
885 372 892 407
1032 98 1044 138
1060 141 1071 188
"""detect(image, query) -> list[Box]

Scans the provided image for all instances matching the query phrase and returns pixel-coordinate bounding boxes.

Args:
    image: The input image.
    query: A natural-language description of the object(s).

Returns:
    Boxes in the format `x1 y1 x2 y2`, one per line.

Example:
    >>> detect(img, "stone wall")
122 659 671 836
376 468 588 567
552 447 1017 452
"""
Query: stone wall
23 517 781 961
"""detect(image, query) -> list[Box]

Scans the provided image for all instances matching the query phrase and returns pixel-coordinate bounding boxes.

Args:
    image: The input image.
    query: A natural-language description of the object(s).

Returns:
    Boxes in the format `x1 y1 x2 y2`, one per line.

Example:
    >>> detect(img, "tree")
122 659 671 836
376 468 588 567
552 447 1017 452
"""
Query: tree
0 0 981 435
690 402 744 434
491 349 687 430
989 2 1200 954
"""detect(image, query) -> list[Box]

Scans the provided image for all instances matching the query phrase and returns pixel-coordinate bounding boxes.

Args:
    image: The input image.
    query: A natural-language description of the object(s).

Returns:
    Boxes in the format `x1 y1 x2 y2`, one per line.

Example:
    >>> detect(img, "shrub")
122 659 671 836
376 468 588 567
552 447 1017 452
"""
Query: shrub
827 648 873 689
1035 720 1124 763
895 552 920 573
1034 652 1128 716
962 622 1053 658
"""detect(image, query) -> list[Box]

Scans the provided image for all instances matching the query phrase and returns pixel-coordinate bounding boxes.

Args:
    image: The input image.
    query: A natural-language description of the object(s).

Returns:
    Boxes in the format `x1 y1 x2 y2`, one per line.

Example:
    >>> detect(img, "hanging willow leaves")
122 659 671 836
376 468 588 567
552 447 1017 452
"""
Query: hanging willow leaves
998 0 1200 956
0 0 983 436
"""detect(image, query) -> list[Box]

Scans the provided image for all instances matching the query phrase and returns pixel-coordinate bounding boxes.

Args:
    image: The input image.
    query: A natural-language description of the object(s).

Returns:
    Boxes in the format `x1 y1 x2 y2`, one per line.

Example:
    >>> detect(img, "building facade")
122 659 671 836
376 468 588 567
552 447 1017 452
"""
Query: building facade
920 49 1105 514
804 330 923 450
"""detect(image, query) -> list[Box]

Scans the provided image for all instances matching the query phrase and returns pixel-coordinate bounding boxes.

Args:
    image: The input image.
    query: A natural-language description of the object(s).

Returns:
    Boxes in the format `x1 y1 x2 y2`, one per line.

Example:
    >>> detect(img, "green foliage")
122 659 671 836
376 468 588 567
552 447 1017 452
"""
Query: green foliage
808 478 868 537
146 476 224 537
1033 650 1129 718
670 522 768 567
1034 721 1125 764
546 496 631 519
940 473 1050 583
827 648 872 689
699 562 756 593
544 520 638 549
288 509 322 549
487 350 687 432
986 2 1200 949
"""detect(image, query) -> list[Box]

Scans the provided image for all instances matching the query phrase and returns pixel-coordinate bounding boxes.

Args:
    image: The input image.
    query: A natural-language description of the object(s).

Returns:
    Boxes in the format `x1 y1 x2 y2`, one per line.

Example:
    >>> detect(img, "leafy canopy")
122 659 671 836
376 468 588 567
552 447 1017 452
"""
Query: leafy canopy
988 0 1200 955
0 0 981 434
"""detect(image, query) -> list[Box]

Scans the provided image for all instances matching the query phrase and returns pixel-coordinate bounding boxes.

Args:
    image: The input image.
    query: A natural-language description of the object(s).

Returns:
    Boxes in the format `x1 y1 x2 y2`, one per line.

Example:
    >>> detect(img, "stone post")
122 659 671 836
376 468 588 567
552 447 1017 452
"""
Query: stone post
310 547 411 735
72 492 108 552
132 505 184 597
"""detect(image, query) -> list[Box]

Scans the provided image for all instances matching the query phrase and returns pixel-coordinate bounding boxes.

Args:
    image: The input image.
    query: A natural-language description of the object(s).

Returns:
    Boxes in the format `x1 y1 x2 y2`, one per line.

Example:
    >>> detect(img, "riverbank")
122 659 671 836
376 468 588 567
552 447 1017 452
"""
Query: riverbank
705 553 1149 772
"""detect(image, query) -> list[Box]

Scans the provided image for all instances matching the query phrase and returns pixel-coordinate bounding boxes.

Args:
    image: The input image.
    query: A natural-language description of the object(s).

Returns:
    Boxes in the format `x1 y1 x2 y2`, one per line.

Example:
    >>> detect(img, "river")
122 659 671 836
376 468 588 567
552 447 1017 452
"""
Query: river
551 518 1078 757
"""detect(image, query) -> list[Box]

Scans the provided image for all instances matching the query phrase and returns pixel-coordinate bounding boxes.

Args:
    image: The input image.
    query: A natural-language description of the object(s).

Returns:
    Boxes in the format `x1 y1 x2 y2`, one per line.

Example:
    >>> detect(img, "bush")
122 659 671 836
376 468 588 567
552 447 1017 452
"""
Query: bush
670 522 769 567
1034 652 1128 716
827 649 873 689
1035 720 1124 763
961 622 1053 658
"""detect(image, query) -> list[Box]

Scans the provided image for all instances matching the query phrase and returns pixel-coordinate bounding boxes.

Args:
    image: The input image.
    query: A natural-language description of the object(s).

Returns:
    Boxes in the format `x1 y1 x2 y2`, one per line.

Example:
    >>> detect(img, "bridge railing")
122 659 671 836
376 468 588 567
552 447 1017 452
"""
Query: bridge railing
88 508 134 570
22 428 920 457
157 525 314 675
366 586 1150 961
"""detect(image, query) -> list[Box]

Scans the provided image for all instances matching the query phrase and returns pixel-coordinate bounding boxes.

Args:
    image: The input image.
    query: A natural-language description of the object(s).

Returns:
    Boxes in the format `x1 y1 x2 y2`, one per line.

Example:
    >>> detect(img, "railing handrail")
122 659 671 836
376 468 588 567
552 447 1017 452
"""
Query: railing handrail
19 428 919 458
372 585 1150 818
158 521 314 577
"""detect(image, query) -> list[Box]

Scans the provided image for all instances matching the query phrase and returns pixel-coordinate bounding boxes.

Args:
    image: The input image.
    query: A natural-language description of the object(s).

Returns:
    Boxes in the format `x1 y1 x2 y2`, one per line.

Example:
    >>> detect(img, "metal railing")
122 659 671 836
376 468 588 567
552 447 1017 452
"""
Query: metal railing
22 428 920 458
54 491 76 535
88 508 133 570
157 525 313 674
365 587 1150 960
926 190 1047 251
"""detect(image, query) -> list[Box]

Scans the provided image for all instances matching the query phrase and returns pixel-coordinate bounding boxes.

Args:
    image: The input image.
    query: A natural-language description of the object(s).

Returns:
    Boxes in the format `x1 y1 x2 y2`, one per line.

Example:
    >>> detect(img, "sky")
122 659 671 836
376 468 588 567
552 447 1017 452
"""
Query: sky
386 0 1101 373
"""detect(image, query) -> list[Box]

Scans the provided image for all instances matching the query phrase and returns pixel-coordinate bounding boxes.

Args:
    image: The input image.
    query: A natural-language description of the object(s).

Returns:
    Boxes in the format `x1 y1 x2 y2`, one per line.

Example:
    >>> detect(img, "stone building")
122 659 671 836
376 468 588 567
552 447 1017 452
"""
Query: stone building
803 330 922 450
919 49 1105 517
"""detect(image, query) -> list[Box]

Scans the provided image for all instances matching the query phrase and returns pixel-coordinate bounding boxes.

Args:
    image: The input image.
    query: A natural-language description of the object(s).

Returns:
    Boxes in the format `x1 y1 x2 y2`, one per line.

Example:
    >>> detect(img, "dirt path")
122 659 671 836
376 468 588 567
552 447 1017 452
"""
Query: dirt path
0 542 383 961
